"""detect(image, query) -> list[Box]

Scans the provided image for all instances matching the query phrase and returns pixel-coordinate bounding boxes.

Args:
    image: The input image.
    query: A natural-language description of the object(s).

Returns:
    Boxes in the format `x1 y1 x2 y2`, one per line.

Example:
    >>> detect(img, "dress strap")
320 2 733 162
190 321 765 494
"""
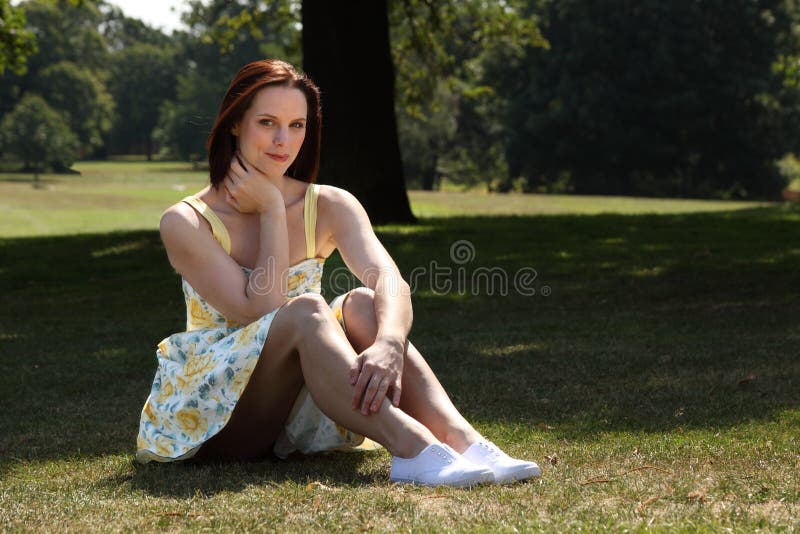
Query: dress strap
181 196 232 255
304 184 320 259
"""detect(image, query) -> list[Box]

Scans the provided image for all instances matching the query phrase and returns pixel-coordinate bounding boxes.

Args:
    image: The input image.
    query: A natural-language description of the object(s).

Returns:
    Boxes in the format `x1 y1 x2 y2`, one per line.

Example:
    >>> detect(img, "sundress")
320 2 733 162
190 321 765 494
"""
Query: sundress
136 184 376 463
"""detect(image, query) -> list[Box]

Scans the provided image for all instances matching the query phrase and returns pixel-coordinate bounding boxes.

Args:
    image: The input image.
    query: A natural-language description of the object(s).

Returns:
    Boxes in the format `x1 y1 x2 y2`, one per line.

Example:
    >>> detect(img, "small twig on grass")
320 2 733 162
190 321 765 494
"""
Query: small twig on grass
581 464 672 487
636 495 661 513
622 465 673 475
580 478 612 486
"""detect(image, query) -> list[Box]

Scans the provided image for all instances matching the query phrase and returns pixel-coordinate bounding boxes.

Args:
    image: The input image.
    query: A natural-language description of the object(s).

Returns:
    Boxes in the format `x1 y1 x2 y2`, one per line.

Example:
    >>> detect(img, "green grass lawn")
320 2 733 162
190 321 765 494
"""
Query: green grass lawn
1 162 798 531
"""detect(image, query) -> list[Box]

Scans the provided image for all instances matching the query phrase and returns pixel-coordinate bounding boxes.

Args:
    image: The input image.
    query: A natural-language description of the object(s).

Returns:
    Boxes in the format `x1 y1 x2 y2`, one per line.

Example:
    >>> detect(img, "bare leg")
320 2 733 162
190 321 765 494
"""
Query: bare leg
195 293 437 461
340 287 484 453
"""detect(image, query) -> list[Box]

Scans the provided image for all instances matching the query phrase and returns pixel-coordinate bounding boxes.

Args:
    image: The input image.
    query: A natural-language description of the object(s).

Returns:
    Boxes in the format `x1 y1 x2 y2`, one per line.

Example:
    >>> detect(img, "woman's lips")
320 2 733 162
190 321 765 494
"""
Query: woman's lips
267 153 289 162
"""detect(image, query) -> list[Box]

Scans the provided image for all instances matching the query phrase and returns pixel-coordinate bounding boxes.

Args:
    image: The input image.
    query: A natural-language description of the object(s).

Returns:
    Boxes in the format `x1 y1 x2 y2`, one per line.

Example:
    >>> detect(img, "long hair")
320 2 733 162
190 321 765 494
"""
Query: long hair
206 59 322 186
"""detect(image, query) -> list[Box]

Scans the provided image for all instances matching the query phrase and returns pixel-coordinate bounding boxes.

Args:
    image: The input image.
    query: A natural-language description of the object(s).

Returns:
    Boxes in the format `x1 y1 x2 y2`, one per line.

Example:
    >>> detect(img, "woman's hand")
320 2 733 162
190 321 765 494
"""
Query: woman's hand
223 154 282 213
350 336 405 415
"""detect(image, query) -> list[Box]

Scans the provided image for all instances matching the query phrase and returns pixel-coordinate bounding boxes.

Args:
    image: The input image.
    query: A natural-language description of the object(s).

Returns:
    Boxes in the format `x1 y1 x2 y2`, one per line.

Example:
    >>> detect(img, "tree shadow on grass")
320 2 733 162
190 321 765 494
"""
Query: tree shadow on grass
91 451 386 498
0 206 798 491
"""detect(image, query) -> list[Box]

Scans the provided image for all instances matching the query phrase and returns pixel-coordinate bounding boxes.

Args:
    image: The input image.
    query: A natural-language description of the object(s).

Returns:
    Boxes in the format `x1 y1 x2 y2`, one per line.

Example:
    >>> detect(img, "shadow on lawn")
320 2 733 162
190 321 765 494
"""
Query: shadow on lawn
1 207 798 488
87 451 385 497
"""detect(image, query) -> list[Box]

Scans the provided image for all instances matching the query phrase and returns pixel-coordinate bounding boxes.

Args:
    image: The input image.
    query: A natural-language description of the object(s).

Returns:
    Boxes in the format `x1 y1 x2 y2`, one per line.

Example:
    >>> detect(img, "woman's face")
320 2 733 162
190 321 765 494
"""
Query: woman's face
234 85 308 179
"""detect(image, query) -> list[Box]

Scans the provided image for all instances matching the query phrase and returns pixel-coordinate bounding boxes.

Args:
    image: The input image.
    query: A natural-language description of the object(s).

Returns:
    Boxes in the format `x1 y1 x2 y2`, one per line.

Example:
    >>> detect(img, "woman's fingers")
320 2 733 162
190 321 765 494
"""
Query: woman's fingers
224 182 240 210
352 365 395 414
352 363 370 409
361 375 386 415
235 151 248 171
350 354 364 386
391 379 402 407
369 378 391 413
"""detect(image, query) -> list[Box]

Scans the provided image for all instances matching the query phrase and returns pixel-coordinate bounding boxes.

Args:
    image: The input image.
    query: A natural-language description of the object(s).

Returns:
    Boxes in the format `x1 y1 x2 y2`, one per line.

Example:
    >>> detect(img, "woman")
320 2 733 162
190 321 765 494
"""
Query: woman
136 59 540 487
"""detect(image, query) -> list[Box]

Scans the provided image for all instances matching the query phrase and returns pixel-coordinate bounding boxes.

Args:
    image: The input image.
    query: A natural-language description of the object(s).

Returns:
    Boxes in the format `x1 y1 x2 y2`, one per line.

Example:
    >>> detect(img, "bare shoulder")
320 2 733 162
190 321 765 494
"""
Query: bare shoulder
160 202 201 242
158 201 215 263
316 184 368 222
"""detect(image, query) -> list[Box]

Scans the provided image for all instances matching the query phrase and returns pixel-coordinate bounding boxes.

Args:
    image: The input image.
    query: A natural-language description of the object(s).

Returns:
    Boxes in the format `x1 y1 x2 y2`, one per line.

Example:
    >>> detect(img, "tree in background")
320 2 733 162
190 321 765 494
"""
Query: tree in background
107 44 176 159
17 0 108 78
0 0 37 75
0 0 114 158
1 94 78 183
302 0 414 223
390 0 546 192
503 0 798 199
34 61 114 157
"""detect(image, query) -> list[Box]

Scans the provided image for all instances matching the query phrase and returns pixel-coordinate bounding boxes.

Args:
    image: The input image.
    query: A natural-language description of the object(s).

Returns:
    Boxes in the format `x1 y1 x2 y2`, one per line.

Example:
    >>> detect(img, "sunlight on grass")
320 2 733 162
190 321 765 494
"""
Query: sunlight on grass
0 161 781 237
1 162 798 531
91 239 150 258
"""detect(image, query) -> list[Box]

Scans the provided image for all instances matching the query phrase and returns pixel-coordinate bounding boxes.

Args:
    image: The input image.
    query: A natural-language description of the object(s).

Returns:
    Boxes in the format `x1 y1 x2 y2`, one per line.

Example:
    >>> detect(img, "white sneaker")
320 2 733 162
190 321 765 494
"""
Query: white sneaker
462 440 542 484
390 443 494 487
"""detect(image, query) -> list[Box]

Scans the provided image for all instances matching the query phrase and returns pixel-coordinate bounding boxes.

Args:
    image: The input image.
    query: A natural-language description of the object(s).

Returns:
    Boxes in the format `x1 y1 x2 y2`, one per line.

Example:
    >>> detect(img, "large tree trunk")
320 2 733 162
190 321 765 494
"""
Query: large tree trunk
301 0 416 224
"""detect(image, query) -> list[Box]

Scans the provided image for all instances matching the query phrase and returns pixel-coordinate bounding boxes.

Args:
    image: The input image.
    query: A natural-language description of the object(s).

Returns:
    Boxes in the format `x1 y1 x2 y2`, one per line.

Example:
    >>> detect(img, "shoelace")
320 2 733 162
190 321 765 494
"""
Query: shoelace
480 441 504 460
432 447 454 464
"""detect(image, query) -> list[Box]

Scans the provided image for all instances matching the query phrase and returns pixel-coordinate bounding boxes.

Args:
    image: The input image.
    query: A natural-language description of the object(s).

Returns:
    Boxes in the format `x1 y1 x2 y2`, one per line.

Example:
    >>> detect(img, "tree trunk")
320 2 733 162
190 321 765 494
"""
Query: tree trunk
301 0 416 224
420 153 438 191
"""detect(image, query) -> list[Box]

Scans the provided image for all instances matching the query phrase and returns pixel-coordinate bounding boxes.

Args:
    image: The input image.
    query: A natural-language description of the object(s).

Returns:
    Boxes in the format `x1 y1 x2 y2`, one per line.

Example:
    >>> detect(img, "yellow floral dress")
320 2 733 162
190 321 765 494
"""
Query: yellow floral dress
135 184 372 463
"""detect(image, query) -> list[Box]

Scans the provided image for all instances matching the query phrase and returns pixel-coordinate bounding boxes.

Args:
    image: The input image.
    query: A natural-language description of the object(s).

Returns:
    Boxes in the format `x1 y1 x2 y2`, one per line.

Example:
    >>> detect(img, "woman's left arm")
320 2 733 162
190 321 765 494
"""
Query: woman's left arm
323 186 412 415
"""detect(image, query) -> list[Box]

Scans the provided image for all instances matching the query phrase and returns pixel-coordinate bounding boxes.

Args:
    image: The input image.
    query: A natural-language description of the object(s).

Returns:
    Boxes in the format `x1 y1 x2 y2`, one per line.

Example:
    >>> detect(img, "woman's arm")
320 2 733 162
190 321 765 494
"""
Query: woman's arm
160 159 290 325
323 186 413 414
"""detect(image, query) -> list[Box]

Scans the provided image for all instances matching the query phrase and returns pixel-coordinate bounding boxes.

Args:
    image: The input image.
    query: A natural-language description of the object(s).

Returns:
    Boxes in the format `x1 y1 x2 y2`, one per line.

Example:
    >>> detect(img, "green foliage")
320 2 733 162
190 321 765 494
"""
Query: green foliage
503 0 797 199
19 0 108 75
390 0 547 191
775 152 800 189
153 74 221 162
0 0 37 75
1 94 78 175
34 60 114 153
101 3 173 51
107 44 177 158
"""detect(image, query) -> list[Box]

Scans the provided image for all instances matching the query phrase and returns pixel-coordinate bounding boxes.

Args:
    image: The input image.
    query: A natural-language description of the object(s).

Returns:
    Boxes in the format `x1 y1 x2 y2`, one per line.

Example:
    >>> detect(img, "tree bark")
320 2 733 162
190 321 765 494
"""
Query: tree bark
301 0 416 224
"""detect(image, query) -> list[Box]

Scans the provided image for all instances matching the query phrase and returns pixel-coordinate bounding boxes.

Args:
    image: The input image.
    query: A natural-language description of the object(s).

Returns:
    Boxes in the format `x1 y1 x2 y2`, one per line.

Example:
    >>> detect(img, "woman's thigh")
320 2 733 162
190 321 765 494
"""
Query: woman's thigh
193 298 317 461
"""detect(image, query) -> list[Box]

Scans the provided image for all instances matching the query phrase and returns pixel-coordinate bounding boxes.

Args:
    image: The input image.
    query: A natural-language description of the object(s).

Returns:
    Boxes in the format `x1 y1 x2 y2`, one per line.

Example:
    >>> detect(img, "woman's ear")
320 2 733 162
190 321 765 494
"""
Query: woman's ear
231 122 240 136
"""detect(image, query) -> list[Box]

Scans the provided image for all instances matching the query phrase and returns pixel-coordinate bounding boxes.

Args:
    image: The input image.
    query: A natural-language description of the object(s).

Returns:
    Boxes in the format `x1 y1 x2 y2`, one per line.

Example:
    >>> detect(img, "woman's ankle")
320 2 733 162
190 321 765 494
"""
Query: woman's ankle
443 426 483 454
386 420 437 459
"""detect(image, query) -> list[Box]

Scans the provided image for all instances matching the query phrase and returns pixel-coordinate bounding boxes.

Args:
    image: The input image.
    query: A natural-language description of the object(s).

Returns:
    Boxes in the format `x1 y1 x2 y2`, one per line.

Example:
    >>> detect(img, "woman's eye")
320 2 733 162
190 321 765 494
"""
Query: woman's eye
291 122 305 128
260 119 273 126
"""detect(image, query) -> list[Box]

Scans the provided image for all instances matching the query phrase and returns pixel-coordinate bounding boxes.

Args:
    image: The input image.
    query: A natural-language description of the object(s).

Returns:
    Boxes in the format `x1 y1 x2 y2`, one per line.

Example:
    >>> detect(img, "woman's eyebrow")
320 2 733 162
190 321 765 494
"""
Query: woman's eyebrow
256 113 307 121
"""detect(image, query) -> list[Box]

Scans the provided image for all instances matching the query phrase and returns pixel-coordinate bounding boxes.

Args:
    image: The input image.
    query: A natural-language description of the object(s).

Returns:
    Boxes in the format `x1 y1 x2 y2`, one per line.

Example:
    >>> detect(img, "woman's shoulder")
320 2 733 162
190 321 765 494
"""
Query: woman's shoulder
316 184 373 244
159 194 213 252
316 184 364 218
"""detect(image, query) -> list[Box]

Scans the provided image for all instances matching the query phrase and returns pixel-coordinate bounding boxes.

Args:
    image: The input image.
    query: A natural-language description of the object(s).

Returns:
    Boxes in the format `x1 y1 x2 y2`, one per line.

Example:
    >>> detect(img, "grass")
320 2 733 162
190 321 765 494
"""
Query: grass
1 162 798 531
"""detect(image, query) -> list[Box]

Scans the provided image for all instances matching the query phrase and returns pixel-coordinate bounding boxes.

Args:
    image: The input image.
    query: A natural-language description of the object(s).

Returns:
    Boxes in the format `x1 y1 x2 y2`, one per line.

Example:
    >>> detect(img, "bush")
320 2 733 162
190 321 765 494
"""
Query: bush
776 153 800 191
1 95 79 177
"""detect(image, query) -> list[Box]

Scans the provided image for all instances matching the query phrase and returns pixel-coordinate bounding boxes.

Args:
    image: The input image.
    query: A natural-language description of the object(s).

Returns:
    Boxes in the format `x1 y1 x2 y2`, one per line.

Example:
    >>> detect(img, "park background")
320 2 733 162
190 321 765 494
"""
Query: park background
1 0 798 531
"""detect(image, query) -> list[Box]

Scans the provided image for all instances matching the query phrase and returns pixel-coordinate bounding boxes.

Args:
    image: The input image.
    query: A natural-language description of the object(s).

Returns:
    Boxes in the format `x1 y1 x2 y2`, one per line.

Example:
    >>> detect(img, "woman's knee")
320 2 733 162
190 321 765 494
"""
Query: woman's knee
343 287 376 322
284 293 330 319
281 293 331 324
342 287 378 347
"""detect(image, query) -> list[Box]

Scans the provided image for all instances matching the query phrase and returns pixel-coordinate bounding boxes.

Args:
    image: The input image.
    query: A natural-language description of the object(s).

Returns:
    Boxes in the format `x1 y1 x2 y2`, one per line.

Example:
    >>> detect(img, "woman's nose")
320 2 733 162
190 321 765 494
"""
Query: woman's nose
273 127 288 146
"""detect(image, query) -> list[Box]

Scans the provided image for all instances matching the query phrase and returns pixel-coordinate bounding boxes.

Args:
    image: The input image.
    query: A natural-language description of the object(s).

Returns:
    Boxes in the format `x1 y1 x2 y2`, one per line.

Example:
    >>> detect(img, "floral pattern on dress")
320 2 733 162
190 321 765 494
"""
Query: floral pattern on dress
136 258 366 463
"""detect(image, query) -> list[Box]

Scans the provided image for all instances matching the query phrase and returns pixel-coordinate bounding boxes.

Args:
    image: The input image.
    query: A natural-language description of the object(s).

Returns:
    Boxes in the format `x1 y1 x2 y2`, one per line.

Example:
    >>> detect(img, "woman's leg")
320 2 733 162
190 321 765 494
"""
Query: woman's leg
339 287 484 453
195 293 438 461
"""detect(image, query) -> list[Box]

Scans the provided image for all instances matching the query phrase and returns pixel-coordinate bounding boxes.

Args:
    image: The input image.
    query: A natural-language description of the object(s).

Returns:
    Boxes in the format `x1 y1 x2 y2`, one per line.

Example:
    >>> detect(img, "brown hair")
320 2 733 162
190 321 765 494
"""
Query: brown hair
206 59 321 186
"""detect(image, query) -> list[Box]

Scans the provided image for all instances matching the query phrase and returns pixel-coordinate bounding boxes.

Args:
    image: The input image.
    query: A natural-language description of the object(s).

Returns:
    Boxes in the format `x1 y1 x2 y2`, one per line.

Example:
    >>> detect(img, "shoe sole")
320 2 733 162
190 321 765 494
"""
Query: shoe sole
390 471 494 487
493 465 542 485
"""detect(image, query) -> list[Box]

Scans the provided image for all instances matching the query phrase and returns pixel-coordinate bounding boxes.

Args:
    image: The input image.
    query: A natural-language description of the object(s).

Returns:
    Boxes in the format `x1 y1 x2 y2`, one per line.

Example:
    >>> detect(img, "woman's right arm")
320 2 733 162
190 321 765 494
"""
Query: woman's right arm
159 163 290 325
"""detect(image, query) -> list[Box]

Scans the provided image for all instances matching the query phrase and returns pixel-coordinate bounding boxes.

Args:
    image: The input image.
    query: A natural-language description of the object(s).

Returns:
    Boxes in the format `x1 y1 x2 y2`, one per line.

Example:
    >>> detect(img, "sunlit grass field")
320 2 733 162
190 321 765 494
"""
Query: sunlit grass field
1 162 798 531
0 161 775 237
